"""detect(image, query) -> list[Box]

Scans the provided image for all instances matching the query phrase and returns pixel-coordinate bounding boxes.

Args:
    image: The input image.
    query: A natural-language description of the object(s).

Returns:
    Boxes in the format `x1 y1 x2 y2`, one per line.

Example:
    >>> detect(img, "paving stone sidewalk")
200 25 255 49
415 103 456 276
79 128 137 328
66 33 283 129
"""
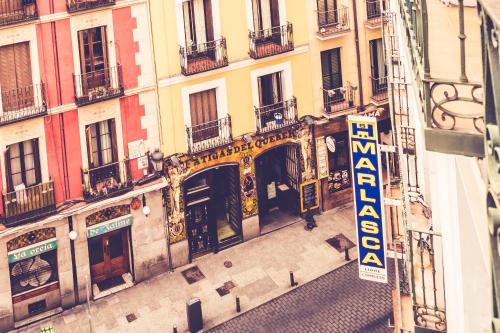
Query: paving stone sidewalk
12 205 359 333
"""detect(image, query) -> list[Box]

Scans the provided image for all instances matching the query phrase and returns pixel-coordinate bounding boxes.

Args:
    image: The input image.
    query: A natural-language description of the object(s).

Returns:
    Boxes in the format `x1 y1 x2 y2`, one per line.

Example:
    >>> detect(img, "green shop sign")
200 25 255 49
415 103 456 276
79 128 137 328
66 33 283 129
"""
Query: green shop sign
8 239 57 264
87 215 133 238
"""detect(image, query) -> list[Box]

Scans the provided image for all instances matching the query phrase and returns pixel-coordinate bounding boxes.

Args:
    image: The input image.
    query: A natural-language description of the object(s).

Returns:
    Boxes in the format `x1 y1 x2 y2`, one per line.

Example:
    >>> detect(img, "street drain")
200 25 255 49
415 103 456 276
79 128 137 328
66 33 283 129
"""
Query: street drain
126 313 137 323
326 233 356 252
216 280 236 297
224 260 233 268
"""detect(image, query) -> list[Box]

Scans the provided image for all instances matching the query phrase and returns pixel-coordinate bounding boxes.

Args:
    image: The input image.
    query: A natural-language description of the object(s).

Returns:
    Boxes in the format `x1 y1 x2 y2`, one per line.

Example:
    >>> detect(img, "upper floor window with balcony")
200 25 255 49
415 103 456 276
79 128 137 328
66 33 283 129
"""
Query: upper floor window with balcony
369 38 388 103
321 48 354 114
67 0 115 13
0 42 46 125
249 0 293 59
255 71 297 133
83 119 131 201
0 0 38 27
365 0 385 28
316 0 350 37
186 88 232 153
74 26 123 106
180 0 227 75
2 138 55 226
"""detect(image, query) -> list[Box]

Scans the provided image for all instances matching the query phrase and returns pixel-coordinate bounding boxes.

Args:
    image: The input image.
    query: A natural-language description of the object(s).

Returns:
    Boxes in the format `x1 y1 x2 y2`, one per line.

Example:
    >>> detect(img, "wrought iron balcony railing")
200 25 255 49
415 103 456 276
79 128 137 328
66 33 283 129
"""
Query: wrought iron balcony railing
249 22 294 59
322 84 357 115
0 0 38 27
0 82 47 126
82 159 133 202
255 97 298 134
365 0 384 28
370 76 388 104
180 38 228 76
317 6 350 38
396 0 484 157
186 116 232 154
73 65 124 106
66 0 115 13
2 180 56 227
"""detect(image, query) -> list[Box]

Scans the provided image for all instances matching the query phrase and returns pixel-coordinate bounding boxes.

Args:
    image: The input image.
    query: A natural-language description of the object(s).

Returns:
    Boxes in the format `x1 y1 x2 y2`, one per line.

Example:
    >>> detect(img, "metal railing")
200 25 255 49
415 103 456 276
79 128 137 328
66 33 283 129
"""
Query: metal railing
322 84 356 114
249 22 294 59
73 65 124 106
180 38 228 76
186 116 232 154
67 0 115 13
0 0 38 27
366 0 383 26
371 76 388 102
81 159 132 202
0 82 47 126
317 6 350 37
255 97 298 134
2 180 56 227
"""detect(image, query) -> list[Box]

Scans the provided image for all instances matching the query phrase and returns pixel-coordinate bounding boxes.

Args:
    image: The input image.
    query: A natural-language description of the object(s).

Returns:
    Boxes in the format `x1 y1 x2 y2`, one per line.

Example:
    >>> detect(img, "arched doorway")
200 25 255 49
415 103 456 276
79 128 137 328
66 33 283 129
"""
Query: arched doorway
255 144 301 234
183 164 242 260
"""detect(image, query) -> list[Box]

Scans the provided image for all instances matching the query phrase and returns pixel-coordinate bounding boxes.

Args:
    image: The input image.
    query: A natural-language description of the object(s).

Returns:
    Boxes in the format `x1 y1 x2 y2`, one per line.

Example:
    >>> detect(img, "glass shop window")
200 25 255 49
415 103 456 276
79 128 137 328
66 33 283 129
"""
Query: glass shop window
327 134 351 193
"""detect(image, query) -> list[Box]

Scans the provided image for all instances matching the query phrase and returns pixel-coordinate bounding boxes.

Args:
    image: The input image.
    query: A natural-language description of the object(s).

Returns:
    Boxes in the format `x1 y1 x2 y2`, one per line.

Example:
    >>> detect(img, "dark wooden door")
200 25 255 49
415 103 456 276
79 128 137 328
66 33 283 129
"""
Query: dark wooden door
186 196 214 257
89 229 129 284
78 26 109 93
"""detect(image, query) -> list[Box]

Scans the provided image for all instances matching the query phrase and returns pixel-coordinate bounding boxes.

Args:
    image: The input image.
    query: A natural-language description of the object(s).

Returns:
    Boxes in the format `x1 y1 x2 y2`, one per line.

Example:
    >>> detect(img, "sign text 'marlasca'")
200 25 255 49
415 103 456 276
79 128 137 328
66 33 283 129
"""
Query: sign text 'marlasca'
348 115 387 283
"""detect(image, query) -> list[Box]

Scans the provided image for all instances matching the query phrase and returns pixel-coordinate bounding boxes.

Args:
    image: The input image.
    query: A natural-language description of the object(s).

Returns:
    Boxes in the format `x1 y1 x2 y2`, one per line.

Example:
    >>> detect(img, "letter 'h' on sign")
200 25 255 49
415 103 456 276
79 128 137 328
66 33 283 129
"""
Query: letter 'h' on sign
348 115 387 283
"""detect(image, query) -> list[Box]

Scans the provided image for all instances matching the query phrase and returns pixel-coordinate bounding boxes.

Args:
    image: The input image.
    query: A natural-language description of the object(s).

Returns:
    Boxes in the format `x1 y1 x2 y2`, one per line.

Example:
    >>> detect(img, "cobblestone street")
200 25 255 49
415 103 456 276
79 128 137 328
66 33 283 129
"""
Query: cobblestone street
208 260 395 333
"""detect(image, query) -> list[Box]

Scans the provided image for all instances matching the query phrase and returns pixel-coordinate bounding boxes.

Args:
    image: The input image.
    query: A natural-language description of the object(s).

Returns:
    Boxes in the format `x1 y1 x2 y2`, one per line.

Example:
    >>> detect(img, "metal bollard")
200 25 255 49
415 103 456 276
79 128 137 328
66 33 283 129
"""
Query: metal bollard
173 325 178 333
236 296 241 313
344 248 350 261
290 271 298 287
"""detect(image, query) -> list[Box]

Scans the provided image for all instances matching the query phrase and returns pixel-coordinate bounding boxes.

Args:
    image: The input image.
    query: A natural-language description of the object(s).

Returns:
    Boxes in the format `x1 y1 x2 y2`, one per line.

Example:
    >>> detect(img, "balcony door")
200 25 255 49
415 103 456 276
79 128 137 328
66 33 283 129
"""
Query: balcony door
317 0 338 27
189 88 218 143
4 139 41 192
0 42 33 112
183 0 214 54
85 119 119 189
78 26 109 93
258 71 283 128
321 48 343 102
369 38 386 80
252 0 280 32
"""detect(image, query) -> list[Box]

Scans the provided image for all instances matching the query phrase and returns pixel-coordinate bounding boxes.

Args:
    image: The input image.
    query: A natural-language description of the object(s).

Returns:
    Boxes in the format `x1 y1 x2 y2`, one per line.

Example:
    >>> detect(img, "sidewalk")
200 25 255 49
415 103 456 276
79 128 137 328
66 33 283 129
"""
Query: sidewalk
12 205 357 333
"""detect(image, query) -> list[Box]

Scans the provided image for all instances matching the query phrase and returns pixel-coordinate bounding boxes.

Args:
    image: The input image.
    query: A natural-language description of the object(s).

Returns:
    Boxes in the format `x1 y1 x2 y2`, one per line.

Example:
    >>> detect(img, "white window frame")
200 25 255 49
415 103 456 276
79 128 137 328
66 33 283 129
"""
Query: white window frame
244 0 288 32
250 61 293 107
181 78 228 149
175 0 222 48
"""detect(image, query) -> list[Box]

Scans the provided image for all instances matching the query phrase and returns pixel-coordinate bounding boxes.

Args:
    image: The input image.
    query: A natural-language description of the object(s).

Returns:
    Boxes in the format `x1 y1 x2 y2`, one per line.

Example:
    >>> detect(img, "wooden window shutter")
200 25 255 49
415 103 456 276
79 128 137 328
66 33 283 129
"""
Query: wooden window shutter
100 26 108 70
110 119 118 163
32 138 41 184
203 0 214 42
330 48 342 89
251 0 262 31
270 0 280 27
4 148 13 192
14 42 32 89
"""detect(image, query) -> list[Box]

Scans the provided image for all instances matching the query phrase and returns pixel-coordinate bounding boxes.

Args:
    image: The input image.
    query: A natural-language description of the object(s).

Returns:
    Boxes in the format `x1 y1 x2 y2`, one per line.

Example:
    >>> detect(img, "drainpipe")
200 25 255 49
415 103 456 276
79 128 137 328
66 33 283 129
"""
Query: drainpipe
68 216 79 305
352 0 365 111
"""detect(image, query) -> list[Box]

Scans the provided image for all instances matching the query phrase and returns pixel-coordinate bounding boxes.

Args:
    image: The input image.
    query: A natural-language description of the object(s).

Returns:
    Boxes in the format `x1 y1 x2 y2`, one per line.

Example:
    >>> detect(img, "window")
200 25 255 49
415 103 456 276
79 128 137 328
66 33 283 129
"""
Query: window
5 139 41 192
189 88 218 142
321 48 343 93
9 251 58 296
251 0 280 31
0 42 33 112
85 119 117 168
317 0 338 26
183 0 213 47
369 38 386 79
327 134 351 193
78 26 108 90
258 72 282 106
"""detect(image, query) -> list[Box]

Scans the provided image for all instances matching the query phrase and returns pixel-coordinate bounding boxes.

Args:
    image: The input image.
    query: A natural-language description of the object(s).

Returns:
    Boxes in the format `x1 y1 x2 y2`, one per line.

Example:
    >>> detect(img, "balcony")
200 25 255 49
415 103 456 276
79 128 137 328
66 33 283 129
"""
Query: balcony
249 22 294 59
0 83 47 126
255 97 298 134
396 0 484 157
322 84 357 115
73 65 124 107
180 38 228 76
316 6 350 39
67 0 115 13
82 160 133 202
370 76 388 104
0 0 38 27
2 181 56 227
186 116 232 154
365 0 383 28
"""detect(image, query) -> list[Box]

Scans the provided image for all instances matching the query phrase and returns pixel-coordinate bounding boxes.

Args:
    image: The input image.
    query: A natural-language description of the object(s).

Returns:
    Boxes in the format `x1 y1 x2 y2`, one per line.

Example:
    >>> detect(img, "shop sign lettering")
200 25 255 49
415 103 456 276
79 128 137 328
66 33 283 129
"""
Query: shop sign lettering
87 215 133 238
182 130 294 169
348 115 387 284
8 239 57 263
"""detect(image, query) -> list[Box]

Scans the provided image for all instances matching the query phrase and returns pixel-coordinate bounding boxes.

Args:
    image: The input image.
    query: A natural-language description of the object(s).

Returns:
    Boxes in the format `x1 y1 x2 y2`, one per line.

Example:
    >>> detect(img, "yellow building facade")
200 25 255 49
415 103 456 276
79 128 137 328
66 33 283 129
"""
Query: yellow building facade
148 0 388 266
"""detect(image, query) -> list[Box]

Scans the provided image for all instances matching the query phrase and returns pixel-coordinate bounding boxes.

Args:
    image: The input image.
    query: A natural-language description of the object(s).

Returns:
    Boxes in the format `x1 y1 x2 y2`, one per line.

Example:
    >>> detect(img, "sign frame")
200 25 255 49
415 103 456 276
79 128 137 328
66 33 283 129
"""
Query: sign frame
300 179 320 213
348 115 387 283
87 215 133 238
8 238 57 264
316 136 329 179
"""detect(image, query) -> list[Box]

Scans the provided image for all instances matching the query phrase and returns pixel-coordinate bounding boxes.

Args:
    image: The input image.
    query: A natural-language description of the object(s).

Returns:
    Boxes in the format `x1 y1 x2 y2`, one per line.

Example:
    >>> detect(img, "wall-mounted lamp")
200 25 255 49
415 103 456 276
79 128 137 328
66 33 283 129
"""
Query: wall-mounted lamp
69 230 78 241
142 194 151 217
151 149 164 174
